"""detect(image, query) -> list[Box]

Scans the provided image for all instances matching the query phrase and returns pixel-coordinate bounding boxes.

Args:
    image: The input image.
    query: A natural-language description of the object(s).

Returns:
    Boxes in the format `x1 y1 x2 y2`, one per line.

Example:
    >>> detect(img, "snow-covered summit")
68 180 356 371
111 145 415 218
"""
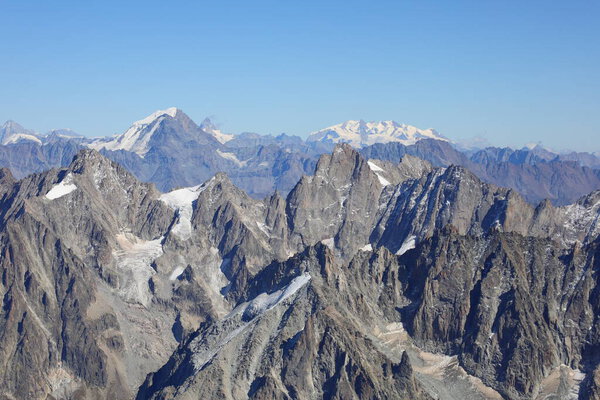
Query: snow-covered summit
0 120 42 145
307 120 448 148
200 118 234 144
86 107 186 157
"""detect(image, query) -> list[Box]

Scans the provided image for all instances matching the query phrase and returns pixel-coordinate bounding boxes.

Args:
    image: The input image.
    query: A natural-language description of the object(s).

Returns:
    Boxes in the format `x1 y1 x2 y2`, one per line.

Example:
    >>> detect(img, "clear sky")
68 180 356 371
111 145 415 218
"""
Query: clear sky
0 1 598 151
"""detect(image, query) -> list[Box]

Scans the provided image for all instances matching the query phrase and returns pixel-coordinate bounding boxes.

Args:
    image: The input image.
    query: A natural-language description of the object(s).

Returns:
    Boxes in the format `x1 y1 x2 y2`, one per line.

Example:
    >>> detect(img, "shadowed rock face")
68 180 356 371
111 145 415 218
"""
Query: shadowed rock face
0 145 599 399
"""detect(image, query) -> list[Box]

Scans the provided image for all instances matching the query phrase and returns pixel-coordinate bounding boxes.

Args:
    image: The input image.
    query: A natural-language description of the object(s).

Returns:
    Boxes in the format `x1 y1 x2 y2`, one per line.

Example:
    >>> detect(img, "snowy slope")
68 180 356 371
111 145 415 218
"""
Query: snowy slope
87 107 181 157
307 120 448 148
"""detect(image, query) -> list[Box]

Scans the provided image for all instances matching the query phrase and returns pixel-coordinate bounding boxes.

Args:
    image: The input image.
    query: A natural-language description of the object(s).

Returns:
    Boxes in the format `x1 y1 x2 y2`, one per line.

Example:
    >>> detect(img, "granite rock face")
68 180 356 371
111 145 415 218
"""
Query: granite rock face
1 145 600 399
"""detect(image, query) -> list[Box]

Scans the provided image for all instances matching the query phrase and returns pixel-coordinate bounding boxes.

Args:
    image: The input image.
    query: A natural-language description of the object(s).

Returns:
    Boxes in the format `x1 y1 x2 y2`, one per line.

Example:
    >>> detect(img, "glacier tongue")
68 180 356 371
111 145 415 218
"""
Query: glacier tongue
160 184 206 240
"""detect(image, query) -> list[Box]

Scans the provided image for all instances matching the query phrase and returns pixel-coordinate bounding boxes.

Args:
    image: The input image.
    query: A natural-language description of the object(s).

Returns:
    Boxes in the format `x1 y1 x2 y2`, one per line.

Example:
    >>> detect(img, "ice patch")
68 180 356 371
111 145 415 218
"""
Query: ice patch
241 273 312 320
360 244 373 252
377 174 391 186
216 149 247 167
367 160 391 186
367 161 384 172
160 184 206 240
396 235 416 255
321 237 335 249
169 266 186 281
45 173 77 200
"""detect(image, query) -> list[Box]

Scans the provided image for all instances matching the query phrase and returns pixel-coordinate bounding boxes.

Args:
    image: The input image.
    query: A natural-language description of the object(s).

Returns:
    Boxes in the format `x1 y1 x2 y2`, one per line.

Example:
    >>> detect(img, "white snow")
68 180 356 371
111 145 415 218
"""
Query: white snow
377 174 391 186
4 133 42 145
307 120 449 148
216 149 247 167
256 221 272 237
200 119 235 144
396 235 416 255
367 161 384 172
45 173 77 200
321 237 335 249
160 184 205 240
135 107 179 125
169 266 186 281
367 160 391 186
113 233 164 306
241 273 312 320
360 244 373 252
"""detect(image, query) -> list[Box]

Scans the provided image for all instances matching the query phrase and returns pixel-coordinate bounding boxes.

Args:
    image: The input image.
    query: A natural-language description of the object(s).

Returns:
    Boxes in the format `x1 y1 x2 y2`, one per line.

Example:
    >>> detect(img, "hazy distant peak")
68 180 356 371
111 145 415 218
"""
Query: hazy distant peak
0 120 41 145
307 119 448 148
200 117 234 144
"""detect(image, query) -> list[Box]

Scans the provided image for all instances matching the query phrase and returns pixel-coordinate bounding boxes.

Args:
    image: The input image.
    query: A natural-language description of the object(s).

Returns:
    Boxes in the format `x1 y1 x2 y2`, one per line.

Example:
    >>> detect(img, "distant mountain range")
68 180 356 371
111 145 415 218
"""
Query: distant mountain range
1 108 599 205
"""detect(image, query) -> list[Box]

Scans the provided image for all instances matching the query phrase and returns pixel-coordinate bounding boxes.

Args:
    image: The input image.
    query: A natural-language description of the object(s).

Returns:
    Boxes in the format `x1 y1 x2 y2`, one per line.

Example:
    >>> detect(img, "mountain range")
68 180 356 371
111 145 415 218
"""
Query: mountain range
1 141 599 399
1 108 599 205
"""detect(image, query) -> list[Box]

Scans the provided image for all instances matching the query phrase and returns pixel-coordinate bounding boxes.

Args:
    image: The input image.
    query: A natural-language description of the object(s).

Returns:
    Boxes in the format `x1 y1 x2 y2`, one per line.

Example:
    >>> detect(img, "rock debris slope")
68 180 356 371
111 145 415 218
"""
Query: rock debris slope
0 145 599 399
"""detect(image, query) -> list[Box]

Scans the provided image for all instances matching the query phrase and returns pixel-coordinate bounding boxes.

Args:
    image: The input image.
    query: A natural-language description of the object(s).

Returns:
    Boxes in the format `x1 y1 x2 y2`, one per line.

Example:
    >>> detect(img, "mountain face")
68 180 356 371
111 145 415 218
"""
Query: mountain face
88 107 222 156
1 144 600 399
306 119 449 148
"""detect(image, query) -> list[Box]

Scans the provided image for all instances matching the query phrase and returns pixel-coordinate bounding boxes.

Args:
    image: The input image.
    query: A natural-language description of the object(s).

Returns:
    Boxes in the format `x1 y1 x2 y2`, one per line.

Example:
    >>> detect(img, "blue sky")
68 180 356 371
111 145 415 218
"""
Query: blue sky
0 1 598 151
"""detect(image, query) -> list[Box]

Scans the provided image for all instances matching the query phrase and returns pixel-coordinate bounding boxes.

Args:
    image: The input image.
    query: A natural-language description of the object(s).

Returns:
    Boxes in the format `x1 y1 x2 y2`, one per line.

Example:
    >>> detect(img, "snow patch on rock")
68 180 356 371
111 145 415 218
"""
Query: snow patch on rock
396 235 416 255
367 160 391 186
367 161 384 172
321 237 335 249
216 149 247 167
169 266 186 281
45 173 77 200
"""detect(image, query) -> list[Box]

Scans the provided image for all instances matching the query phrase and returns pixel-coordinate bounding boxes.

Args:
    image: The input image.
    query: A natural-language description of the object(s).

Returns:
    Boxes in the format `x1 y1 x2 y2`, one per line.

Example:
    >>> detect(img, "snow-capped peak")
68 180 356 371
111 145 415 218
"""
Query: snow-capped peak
133 107 180 126
0 120 42 145
307 119 448 148
86 107 182 157
200 118 234 144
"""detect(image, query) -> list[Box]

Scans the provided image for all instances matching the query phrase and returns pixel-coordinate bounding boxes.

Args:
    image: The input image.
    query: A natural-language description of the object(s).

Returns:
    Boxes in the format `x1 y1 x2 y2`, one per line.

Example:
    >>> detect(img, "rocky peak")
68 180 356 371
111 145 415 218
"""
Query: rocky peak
86 108 219 157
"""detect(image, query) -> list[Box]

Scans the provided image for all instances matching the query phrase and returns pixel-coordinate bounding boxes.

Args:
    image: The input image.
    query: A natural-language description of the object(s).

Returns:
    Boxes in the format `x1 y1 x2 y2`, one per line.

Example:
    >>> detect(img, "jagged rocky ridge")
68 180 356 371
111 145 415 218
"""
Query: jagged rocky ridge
0 144 599 399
